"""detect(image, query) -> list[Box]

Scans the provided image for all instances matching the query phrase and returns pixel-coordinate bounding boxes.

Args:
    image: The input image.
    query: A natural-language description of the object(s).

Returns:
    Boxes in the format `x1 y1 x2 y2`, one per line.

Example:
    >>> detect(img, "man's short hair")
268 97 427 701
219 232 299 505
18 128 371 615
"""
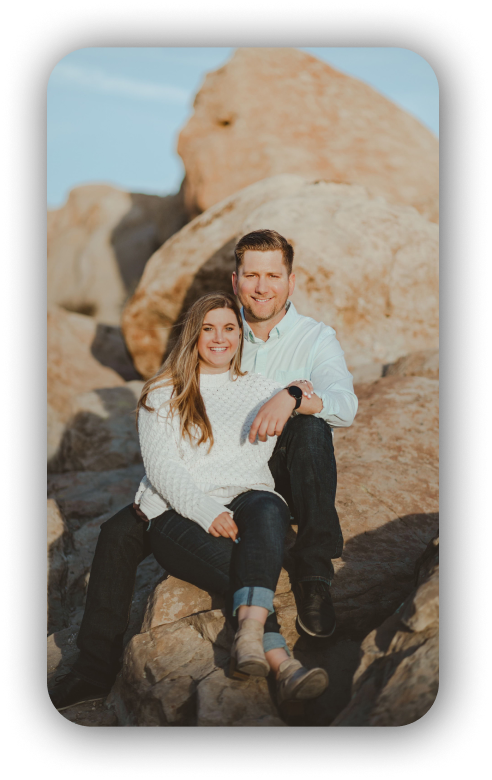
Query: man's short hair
234 229 294 275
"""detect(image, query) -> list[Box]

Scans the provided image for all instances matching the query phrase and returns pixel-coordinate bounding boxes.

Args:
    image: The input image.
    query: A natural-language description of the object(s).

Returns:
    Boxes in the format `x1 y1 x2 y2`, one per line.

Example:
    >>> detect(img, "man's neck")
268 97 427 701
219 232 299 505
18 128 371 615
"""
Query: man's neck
244 304 288 342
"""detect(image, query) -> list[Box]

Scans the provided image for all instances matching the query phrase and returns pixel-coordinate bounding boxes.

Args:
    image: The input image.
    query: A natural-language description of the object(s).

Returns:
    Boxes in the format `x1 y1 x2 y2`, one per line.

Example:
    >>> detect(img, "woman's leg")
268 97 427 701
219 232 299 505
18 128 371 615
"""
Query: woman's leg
149 503 288 664
149 508 233 596
226 491 292 674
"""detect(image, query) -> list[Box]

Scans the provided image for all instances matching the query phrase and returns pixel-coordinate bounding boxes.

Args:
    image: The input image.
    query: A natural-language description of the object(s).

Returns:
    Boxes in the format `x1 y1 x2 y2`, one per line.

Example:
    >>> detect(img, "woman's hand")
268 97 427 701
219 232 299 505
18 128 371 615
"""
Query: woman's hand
209 512 239 541
133 502 149 522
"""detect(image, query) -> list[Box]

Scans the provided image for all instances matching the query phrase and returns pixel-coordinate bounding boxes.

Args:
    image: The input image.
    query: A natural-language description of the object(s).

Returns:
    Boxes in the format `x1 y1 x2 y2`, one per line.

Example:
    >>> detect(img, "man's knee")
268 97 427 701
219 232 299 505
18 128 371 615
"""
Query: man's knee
286 416 334 453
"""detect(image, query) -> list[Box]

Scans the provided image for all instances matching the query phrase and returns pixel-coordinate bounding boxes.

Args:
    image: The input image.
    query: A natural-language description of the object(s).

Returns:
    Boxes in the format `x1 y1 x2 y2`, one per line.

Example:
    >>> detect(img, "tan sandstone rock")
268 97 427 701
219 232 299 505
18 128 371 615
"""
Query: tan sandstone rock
48 184 187 325
49 381 144 473
48 306 125 460
109 617 229 726
332 536 439 726
178 48 439 223
384 349 439 380
122 178 438 378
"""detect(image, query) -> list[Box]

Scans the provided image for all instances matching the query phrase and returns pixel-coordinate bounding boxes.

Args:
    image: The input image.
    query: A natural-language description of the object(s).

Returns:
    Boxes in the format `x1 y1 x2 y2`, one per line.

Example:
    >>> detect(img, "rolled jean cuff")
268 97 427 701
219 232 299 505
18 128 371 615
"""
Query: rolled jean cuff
232 586 275 616
263 632 290 654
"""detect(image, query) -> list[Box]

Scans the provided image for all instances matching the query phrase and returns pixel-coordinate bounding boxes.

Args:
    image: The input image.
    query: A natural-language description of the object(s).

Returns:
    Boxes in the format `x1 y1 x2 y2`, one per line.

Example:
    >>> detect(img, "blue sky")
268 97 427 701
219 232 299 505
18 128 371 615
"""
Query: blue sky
47 47 439 209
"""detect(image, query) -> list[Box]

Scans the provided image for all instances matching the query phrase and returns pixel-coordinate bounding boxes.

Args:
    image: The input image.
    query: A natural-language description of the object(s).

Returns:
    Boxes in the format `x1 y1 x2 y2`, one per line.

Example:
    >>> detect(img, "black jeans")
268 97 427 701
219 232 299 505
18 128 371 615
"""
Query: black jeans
149 490 291 636
73 416 342 686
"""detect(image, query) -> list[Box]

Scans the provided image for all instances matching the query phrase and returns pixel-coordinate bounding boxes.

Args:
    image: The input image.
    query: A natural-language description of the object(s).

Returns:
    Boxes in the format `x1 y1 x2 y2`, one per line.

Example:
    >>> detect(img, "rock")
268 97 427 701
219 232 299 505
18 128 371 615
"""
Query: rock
48 306 125 460
240 182 439 371
47 624 80 686
122 174 308 378
109 617 229 726
58 699 119 727
178 48 439 223
48 381 144 473
196 669 286 727
47 499 71 633
122 178 438 378
89 323 142 381
332 536 439 726
48 184 188 325
331 375 439 635
350 363 384 385
47 465 144 531
384 349 439 380
141 576 224 632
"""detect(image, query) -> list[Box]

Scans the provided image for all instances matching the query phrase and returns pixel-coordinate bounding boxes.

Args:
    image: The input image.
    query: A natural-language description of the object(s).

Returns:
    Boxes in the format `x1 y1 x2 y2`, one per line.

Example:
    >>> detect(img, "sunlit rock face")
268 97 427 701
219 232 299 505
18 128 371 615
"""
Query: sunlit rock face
178 48 438 222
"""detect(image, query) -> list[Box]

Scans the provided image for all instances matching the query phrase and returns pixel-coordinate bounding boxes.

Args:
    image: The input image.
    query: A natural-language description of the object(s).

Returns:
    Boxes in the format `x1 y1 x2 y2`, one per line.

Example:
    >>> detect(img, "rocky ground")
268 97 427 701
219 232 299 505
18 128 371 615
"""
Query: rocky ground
47 343 438 727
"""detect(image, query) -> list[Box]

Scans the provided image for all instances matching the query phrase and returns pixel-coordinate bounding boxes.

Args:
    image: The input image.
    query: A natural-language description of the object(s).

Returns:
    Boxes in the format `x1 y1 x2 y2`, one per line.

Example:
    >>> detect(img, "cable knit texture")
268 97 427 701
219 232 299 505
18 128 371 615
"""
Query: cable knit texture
135 371 285 531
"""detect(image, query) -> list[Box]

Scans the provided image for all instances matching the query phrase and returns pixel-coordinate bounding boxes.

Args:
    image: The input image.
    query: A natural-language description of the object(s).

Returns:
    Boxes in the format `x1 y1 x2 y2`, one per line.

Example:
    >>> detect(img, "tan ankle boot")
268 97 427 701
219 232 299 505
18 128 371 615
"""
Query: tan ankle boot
230 618 270 679
276 658 329 706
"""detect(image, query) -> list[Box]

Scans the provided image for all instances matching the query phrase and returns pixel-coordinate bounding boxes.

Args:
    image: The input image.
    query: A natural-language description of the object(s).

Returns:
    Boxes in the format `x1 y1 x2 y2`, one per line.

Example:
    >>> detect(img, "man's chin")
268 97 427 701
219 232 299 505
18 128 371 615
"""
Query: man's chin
244 302 278 322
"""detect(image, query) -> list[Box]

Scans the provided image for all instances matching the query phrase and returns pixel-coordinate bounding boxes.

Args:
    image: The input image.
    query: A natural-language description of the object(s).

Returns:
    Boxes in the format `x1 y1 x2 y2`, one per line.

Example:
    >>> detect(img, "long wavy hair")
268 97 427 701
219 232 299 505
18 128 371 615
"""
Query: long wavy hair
137 292 245 449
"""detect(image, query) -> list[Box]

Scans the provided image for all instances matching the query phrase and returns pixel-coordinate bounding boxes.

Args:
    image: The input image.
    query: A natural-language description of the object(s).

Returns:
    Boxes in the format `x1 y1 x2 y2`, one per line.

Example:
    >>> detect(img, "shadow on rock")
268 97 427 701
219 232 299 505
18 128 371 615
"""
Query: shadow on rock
48 385 143 474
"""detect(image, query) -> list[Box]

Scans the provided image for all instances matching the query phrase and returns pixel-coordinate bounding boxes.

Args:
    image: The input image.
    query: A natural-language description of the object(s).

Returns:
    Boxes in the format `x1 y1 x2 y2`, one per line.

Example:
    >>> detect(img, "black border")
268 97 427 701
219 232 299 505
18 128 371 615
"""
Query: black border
3 3 486 776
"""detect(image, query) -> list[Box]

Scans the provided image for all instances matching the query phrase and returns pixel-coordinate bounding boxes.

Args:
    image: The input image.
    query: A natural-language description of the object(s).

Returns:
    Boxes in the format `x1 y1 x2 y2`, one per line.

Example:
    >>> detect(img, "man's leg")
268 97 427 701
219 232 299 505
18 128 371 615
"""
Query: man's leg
49 504 151 707
268 415 342 636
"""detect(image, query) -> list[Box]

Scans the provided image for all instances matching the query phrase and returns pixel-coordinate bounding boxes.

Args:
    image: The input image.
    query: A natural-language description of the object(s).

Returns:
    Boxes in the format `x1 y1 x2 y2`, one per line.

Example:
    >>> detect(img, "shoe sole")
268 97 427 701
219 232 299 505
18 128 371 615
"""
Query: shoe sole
289 668 329 700
296 615 336 639
56 695 106 712
229 656 270 679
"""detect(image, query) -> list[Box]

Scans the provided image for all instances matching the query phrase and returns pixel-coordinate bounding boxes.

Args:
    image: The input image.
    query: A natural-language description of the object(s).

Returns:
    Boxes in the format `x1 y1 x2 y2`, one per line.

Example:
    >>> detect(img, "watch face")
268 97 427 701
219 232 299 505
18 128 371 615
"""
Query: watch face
288 386 303 399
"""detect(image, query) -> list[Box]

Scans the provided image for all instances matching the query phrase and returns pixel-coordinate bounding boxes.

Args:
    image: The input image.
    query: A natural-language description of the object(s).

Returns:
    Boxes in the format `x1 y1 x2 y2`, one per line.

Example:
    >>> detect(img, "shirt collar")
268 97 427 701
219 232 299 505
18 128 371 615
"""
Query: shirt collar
241 300 299 344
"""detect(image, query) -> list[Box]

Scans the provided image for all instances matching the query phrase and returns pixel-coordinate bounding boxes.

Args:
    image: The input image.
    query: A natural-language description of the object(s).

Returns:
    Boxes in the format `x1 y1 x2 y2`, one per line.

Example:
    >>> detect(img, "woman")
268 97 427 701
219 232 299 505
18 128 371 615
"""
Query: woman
135 292 329 706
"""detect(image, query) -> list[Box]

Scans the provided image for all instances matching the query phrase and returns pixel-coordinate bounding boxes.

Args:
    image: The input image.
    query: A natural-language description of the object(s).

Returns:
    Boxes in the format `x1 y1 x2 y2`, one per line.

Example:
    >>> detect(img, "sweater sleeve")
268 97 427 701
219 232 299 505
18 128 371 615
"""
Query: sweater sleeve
137 391 231 532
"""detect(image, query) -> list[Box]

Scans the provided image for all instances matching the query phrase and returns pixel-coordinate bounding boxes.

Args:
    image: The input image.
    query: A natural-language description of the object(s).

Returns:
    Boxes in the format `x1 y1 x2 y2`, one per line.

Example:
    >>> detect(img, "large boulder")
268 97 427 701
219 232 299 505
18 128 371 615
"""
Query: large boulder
332 536 439 726
122 177 438 378
178 48 439 223
48 306 125 460
48 381 144 473
48 184 187 325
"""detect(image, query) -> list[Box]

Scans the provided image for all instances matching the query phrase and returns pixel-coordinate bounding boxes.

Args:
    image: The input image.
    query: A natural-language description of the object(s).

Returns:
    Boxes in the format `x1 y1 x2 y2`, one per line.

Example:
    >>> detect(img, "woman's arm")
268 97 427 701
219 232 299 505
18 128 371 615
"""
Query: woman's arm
138 394 230 532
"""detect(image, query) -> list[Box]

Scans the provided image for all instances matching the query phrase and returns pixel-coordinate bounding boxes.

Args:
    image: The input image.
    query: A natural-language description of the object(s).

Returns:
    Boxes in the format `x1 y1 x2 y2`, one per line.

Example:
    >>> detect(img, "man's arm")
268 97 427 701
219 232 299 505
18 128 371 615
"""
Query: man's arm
309 330 358 428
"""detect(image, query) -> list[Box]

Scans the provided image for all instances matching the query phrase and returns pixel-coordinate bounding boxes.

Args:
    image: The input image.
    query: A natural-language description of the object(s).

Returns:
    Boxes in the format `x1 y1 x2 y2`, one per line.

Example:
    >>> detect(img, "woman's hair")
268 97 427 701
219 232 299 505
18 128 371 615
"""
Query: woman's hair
137 292 245 449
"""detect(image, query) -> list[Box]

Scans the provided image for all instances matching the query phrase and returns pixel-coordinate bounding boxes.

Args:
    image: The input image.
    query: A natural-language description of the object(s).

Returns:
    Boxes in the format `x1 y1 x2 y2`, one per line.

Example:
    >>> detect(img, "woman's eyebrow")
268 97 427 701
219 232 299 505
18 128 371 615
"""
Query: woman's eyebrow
202 321 237 327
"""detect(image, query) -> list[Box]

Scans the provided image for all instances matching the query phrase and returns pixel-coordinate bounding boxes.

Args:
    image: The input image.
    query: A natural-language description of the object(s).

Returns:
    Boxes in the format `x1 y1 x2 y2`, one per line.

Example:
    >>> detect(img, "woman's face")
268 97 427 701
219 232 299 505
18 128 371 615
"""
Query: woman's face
197 307 241 374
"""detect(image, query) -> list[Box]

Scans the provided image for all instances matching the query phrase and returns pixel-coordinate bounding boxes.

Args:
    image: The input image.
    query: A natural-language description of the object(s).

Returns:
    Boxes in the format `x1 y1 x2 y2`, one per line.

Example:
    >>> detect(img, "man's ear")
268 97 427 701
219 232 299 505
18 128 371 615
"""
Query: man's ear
231 272 238 294
288 273 296 297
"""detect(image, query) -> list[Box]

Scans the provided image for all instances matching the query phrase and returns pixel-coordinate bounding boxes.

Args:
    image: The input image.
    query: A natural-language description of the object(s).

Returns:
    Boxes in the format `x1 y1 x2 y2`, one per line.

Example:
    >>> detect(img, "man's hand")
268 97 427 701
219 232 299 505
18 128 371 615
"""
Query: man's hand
209 512 239 541
249 381 322 443
133 502 149 522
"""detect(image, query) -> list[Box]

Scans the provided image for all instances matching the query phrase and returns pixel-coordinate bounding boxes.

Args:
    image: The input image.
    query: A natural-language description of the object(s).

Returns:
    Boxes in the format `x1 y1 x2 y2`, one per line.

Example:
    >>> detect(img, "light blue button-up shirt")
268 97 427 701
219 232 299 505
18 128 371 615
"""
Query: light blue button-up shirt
240 301 358 428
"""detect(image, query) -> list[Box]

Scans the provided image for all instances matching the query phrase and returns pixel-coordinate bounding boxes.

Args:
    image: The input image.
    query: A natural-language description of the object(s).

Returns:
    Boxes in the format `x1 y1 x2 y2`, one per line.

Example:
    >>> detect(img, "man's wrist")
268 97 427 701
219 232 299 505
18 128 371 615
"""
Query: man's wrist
284 388 298 408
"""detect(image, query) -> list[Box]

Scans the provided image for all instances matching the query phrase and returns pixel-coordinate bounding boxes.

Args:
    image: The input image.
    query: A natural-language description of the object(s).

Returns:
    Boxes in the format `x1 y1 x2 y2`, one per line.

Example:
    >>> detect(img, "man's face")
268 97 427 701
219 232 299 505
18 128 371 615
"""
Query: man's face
232 249 295 323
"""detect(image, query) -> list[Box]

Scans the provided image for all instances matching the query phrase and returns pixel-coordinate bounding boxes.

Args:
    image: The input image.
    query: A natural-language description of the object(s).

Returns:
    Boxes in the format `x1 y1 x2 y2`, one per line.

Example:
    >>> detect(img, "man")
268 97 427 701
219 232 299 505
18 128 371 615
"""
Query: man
49 229 357 709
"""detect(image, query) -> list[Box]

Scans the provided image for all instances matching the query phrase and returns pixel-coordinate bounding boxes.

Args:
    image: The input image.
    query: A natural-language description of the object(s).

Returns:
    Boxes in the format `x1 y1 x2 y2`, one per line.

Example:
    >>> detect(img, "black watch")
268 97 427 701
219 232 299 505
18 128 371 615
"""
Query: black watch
286 385 303 410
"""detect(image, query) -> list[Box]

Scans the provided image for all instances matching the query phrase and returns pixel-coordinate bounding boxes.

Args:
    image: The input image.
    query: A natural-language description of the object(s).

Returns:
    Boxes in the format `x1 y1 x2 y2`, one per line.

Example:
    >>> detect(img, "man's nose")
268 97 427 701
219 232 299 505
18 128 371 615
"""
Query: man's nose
255 277 269 294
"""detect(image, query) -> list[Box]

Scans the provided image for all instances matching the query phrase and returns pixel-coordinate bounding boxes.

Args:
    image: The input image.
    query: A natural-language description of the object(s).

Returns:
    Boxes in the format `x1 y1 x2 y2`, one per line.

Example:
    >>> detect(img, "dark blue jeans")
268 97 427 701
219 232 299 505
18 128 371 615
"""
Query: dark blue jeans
149 490 291 639
73 416 342 686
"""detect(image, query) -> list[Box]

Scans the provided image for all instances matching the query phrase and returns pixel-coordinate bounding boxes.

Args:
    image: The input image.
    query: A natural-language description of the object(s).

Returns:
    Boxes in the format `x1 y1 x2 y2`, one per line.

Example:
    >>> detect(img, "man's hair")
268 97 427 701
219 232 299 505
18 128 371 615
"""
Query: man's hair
234 229 294 275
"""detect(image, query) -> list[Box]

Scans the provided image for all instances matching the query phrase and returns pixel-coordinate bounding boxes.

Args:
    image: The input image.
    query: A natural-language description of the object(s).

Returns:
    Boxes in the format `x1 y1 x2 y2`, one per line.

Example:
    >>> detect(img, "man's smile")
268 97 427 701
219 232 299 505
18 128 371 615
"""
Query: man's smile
251 297 274 303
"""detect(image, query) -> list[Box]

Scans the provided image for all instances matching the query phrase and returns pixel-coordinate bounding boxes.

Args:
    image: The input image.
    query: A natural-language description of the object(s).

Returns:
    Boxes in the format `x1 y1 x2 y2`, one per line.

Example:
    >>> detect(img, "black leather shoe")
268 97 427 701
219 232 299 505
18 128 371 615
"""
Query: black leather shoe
48 671 110 711
295 581 336 638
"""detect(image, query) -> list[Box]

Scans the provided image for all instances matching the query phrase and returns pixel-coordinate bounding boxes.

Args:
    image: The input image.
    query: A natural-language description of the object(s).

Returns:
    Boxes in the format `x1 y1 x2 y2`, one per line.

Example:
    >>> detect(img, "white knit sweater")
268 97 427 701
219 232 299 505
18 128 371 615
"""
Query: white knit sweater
135 370 285 531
